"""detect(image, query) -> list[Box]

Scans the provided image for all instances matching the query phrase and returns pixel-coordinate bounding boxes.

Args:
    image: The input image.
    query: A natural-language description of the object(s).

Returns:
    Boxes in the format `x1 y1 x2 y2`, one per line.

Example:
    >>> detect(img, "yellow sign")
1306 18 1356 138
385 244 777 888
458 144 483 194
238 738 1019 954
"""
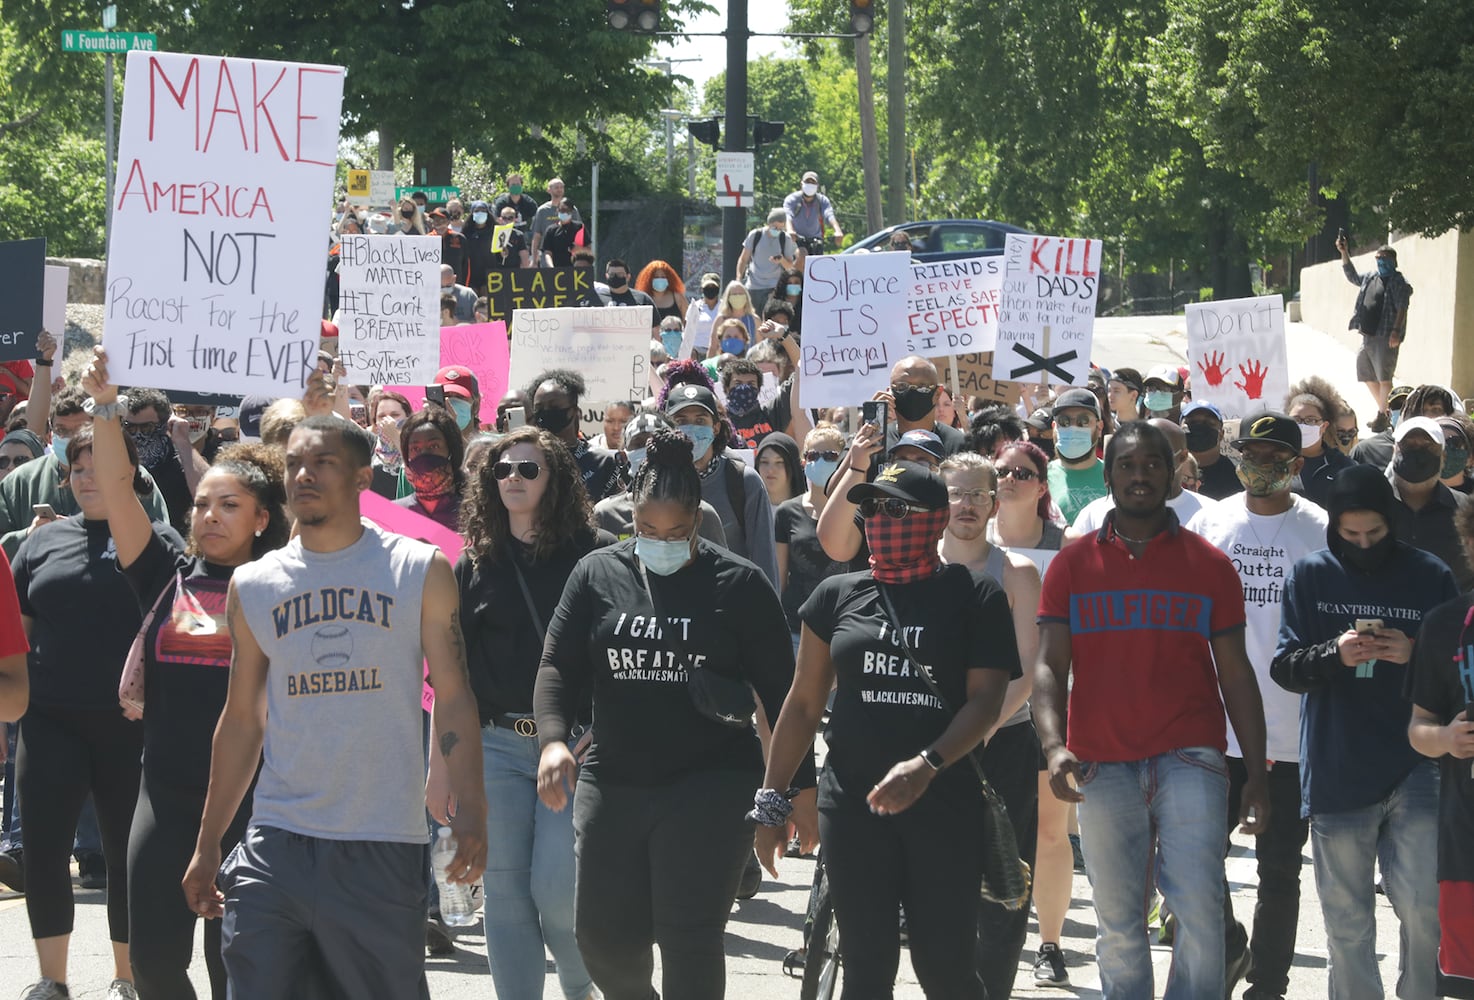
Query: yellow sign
346 169 371 198
493 223 514 254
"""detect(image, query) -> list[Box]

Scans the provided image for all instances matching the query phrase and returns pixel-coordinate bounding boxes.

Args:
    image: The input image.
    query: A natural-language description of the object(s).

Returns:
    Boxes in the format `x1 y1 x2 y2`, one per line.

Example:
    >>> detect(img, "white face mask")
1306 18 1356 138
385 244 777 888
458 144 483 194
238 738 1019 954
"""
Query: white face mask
1299 424 1323 449
801 183 818 197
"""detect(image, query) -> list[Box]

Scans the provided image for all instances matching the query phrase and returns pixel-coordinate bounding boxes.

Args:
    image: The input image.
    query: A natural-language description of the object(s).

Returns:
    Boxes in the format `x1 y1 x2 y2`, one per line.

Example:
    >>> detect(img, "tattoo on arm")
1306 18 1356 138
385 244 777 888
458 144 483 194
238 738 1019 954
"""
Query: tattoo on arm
447 608 471 685
439 730 460 759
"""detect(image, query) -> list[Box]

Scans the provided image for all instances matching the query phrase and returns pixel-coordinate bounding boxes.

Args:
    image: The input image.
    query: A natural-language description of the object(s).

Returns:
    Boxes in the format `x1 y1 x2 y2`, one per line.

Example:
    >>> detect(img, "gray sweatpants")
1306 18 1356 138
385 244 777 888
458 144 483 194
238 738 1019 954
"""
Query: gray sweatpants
220 825 430 1000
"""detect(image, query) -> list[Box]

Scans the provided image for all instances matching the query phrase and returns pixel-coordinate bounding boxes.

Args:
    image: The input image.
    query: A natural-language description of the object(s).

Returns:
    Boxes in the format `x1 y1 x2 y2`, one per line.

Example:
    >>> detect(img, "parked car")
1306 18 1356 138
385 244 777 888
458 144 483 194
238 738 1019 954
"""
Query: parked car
840 219 1031 262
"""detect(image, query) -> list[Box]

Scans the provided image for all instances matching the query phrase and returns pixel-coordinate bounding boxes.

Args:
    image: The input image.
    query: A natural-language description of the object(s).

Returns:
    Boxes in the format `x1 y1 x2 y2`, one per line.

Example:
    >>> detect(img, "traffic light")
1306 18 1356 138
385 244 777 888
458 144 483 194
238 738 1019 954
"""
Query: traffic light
753 119 786 152
688 118 721 150
607 0 660 32
850 0 874 34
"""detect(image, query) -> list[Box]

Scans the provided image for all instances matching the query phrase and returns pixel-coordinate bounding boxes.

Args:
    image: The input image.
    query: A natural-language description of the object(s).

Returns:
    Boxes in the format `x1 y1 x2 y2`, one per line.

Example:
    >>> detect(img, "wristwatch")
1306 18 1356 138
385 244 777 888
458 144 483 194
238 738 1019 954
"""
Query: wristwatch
919 747 945 771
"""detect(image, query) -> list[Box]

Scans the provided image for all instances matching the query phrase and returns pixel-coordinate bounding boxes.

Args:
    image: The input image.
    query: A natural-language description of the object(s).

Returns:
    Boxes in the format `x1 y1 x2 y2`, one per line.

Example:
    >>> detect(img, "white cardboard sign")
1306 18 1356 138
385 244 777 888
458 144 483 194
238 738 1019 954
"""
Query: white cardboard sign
508 307 652 436
798 253 911 409
1185 294 1288 419
995 233 1101 387
903 255 1003 357
43 265 69 346
715 152 755 208
336 235 443 385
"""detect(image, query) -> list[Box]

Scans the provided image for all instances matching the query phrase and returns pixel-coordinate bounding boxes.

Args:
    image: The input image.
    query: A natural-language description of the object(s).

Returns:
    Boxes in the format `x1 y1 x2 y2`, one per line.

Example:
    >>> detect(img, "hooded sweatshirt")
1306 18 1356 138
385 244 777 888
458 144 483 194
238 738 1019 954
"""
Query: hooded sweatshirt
1271 464 1458 817
755 432 804 505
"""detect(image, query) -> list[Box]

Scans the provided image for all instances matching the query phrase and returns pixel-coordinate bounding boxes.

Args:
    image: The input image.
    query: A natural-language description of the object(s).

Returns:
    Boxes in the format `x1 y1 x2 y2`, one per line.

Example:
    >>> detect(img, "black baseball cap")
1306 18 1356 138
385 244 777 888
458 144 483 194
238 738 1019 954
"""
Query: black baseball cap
892 429 945 462
846 460 949 511
1053 388 1100 416
1233 410 1301 455
664 383 718 418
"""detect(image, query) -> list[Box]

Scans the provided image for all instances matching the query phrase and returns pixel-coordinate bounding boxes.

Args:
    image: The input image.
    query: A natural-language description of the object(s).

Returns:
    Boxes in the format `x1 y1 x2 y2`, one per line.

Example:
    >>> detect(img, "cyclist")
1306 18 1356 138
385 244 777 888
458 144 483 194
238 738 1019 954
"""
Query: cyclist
784 171 844 270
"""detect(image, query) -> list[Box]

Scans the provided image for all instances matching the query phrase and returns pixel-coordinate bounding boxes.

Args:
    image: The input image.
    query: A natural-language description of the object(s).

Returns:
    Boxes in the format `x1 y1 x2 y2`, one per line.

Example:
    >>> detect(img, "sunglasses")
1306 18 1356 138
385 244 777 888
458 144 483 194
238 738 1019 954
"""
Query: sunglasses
996 467 1038 482
859 497 929 519
0 455 31 470
804 450 840 463
124 420 160 435
493 460 542 481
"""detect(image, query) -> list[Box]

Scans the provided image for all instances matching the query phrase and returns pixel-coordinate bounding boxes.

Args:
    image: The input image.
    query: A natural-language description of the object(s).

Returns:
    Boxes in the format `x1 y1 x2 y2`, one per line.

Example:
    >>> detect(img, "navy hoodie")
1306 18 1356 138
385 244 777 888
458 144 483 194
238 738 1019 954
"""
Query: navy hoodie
1271 465 1458 817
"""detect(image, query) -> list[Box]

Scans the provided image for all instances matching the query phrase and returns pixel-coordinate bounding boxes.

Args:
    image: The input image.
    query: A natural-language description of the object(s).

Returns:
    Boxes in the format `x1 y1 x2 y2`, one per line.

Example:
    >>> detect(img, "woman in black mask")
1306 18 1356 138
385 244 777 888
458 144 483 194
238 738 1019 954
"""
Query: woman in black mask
684 273 724 359
395 407 465 531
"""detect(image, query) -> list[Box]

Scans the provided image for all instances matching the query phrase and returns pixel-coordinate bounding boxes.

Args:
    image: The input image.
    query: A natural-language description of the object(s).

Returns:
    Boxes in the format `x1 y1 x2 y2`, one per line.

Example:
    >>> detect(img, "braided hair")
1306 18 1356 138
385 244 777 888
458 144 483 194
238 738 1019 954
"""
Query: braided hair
631 428 702 516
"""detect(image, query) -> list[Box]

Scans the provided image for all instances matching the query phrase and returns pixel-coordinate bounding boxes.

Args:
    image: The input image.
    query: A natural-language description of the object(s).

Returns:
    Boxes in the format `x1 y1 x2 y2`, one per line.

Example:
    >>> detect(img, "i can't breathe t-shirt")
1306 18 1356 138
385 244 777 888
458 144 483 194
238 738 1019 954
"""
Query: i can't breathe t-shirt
800 565 1020 803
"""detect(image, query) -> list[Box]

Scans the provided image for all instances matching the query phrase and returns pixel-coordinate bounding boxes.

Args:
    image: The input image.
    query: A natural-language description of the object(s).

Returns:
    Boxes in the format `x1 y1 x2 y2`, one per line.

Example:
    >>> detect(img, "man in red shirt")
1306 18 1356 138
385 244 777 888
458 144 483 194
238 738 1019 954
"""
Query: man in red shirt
1034 420 1270 999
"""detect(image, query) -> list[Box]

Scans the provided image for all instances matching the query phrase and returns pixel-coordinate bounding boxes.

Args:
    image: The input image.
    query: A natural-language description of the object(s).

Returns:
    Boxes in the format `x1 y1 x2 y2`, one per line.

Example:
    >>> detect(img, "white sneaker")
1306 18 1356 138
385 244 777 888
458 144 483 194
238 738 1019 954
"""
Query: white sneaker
105 981 138 1000
20 981 69 1000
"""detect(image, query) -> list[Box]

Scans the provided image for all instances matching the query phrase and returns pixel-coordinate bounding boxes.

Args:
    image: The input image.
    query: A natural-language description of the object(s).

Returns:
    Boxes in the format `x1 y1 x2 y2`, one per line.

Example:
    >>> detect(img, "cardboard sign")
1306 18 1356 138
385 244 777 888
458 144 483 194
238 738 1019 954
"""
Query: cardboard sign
1185 294 1288 419
336 235 442 385
385 321 510 426
715 152 755 208
799 253 911 409
931 352 1024 408
103 51 344 396
507 307 651 437
44 265 69 347
486 267 594 322
905 256 1003 357
346 169 371 201
369 170 394 209
0 239 47 361
996 234 1101 387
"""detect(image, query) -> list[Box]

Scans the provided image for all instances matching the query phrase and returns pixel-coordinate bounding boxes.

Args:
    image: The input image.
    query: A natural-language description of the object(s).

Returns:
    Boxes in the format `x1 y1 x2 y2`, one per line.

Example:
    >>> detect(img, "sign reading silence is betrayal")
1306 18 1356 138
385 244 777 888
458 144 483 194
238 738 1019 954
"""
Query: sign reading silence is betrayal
799 253 911 409
336 235 442 385
0 239 46 361
995 233 1101 387
1185 294 1288 420
486 268 595 322
102 51 344 397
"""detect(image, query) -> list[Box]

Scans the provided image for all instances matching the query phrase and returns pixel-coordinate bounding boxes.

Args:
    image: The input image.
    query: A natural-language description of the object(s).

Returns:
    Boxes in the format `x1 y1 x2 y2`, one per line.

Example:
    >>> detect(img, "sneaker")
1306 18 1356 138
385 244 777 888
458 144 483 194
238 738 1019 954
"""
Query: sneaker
106 981 139 1000
0 848 23 893
1224 944 1252 999
77 853 107 890
1368 411 1390 433
20 981 69 1000
1033 943 1069 985
735 851 762 901
425 913 455 957
1068 832 1085 872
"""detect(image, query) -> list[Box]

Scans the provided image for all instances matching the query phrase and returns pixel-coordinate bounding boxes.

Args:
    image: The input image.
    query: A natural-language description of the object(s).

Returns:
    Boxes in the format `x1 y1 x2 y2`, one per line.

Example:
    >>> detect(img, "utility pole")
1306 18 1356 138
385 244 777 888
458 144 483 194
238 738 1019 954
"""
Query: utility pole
886 0 906 225
722 0 749 282
855 36 884 235
102 5 117 249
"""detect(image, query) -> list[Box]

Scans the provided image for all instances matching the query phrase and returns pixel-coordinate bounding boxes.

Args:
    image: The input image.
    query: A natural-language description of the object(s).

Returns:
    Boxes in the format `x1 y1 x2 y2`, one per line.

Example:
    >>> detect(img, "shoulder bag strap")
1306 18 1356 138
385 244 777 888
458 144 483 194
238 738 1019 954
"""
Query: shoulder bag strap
507 550 545 638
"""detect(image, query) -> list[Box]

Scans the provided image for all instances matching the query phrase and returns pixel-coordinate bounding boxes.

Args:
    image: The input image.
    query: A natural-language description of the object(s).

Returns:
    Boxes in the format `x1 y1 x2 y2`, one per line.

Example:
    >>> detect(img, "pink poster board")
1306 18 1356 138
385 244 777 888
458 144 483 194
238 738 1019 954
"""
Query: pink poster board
387 321 509 426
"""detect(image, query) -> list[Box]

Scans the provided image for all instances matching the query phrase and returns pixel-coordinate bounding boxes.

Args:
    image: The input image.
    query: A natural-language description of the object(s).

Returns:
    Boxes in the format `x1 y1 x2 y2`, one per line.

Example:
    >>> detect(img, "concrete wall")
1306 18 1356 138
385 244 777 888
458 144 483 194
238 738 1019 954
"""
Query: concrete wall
1299 229 1473 393
45 257 107 305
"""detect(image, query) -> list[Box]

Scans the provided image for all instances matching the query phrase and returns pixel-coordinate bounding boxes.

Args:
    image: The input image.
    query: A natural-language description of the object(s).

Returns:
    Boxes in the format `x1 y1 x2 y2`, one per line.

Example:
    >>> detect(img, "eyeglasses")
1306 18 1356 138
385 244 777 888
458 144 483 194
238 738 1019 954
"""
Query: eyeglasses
1293 417 1325 426
947 487 994 505
996 467 1038 482
493 460 542 481
0 455 31 471
859 497 929 519
124 419 160 435
804 450 840 463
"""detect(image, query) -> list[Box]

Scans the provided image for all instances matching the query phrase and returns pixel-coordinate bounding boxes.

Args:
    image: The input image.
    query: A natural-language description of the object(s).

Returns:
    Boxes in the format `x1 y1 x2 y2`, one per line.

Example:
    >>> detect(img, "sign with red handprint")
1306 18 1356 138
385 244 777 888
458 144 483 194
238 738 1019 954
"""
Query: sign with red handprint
1185 294 1288 419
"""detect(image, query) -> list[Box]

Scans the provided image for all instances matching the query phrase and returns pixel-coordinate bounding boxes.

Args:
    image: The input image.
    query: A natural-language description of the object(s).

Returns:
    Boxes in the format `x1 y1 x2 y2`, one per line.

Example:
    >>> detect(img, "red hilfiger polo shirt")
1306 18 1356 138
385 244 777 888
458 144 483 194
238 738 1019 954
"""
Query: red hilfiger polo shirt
1038 510 1246 763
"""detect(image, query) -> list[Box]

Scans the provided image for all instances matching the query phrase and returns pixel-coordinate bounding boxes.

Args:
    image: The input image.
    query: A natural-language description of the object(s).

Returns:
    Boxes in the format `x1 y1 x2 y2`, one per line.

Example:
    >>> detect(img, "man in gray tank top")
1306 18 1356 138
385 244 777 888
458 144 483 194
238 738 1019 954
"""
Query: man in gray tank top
182 415 486 998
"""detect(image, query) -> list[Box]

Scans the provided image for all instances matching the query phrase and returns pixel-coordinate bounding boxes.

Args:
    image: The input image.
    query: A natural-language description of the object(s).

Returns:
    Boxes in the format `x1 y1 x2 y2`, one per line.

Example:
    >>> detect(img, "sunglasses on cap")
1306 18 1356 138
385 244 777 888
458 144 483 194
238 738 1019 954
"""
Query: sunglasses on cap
804 450 840 463
858 497 929 519
493 460 542 481
996 466 1038 482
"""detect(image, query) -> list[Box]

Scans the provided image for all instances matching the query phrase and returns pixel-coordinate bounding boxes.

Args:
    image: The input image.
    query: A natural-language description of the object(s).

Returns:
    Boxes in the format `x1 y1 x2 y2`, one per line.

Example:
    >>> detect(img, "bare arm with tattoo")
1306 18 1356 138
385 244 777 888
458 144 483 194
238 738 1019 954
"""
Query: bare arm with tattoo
422 553 487 884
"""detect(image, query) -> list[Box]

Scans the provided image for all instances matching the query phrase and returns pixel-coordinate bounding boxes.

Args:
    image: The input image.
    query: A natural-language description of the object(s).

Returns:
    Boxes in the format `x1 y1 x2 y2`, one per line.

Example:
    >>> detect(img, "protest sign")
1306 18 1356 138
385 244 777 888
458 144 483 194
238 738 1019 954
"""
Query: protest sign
386 321 510 426
44 265 69 347
1185 294 1288 419
102 51 344 397
0 239 46 361
905 256 1002 357
336 235 442 385
486 267 595 321
996 234 1101 387
799 253 911 410
931 353 1025 408
507 307 651 437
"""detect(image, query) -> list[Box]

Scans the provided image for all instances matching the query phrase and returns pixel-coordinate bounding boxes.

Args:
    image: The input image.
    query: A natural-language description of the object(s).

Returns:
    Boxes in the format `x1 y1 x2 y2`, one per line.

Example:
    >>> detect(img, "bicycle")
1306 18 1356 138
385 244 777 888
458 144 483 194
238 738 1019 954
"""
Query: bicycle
782 847 841 1000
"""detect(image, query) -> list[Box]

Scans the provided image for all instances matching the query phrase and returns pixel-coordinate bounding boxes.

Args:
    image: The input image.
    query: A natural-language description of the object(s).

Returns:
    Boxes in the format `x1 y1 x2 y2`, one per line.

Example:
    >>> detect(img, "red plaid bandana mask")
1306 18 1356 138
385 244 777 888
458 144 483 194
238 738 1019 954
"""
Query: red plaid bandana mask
865 506 949 584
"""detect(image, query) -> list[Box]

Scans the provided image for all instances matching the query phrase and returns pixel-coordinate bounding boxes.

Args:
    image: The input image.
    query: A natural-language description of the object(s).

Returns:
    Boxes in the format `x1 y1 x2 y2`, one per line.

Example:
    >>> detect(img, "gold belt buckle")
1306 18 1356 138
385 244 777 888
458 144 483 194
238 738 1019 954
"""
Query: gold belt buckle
513 717 538 738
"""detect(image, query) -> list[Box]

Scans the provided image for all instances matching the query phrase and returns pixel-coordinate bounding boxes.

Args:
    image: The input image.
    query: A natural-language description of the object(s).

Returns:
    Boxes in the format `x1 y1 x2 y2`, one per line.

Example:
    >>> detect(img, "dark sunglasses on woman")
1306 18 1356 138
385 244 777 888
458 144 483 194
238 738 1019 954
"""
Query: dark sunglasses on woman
493 460 542 481
996 466 1038 482
804 450 840 463
0 455 30 471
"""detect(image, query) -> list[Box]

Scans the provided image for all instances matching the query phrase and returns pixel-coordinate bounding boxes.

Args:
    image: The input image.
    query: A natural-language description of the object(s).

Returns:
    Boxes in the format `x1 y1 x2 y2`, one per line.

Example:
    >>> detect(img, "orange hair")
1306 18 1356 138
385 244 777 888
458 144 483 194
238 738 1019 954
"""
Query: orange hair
634 259 686 298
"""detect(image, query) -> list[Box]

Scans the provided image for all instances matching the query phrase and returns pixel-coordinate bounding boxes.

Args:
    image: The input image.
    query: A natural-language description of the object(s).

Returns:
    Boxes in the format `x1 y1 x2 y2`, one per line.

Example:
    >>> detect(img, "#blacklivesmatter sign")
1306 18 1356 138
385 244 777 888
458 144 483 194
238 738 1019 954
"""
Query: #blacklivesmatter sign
103 51 344 397
799 253 911 409
336 235 442 385
995 234 1101 387
1185 294 1288 420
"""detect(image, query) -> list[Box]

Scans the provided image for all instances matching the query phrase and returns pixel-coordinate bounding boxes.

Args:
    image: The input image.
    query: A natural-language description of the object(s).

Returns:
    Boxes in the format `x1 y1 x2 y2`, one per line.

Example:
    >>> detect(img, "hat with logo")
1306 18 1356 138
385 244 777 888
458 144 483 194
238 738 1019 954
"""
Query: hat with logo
891 429 945 462
434 366 477 400
238 396 274 441
664 383 718 418
1232 410 1301 454
845 460 949 511
1024 408 1052 432
1053 387 1100 416
1144 364 1183 390
1388 385 1415 411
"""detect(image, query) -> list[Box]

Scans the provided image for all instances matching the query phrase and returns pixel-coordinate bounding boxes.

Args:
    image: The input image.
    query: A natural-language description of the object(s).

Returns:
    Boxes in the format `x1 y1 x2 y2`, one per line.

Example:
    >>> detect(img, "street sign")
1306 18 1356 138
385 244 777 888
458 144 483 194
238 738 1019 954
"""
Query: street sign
715 152 754 208
61 30 157 52
395 185 459 204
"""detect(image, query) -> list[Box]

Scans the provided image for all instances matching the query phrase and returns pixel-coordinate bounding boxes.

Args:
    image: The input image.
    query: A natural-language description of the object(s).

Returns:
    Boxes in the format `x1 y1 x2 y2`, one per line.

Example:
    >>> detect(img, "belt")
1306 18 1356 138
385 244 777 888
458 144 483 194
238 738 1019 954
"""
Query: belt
494 713 538 738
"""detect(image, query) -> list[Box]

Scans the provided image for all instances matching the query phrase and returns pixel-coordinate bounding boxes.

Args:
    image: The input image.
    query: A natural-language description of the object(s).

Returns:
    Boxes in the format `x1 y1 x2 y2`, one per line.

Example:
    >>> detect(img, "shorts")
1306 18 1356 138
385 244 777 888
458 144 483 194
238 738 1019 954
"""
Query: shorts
1440 880 1474 998
1356 334 1400 383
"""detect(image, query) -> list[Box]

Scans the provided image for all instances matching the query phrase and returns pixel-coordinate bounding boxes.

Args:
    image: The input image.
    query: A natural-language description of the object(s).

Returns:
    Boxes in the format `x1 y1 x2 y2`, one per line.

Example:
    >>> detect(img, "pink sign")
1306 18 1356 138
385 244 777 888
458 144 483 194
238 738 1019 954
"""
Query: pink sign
386 321 510 426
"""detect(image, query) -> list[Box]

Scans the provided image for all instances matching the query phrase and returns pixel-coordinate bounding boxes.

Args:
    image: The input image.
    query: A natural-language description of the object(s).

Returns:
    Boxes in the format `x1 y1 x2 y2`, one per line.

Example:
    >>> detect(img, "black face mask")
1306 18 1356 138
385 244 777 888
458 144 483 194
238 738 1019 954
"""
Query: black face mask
533 407 575 433
1184 424 1219 453
1393 448 1441 484
1340 531 1397 573
607 274 628 289
702 285 720 300
893 385 937 421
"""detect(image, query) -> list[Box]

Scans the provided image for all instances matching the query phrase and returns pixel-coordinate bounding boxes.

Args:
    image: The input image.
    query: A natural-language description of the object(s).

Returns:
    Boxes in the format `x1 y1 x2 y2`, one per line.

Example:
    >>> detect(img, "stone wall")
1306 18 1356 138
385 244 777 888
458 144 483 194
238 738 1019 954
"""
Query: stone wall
45 256 107 305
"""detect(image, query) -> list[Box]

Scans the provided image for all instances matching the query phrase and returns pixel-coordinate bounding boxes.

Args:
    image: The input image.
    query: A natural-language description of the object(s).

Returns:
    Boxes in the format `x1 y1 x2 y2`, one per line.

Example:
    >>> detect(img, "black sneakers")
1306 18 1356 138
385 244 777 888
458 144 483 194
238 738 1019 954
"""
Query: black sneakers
1034 942 1069 985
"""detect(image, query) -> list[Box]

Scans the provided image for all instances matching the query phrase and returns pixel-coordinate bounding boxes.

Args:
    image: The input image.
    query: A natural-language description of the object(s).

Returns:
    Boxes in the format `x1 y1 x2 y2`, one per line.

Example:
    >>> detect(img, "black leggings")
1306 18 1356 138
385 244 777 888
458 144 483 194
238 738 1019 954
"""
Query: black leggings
572 768 755 1000
17 704 142 941
819 766 986 1000
129 773 252 1000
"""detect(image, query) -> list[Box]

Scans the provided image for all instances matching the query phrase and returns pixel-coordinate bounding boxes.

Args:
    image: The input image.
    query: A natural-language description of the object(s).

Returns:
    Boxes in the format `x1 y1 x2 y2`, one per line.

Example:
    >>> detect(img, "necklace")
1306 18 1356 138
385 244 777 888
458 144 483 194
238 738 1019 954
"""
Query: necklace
1113 524 1160 545
1244 498 1293 551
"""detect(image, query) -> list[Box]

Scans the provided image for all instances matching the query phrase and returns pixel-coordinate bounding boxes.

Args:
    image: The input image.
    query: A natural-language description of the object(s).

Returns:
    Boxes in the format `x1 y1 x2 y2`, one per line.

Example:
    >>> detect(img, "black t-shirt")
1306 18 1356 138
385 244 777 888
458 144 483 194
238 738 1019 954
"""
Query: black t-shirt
492 194 538 230
576 440 620 501
493 228 528 268
1404 593 1474 881
774 497 863 632
534 538 814 788
456 529 615 722
800 565 1020 805
1197 454 1244 500
149 454 193 536
123 531 235 789
1353 430 1395 469
730 377 795 450
600 287 656 309
14 516 186 710
540 222 583 266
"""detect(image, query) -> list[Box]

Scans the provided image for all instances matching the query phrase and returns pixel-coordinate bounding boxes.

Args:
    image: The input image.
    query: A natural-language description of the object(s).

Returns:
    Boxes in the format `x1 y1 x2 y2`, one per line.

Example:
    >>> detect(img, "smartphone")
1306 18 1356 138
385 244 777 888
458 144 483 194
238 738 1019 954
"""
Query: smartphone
1354 618 1384 635
1338 227 1347 242
424 385 447 409
860 400 889 483
32 503 56 520
507 406 526 430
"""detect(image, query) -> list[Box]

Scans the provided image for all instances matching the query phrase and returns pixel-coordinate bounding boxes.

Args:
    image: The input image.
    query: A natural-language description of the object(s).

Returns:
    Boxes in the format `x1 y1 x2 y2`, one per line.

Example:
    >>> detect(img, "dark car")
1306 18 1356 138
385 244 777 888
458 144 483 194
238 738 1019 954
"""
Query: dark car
841 219 1031 262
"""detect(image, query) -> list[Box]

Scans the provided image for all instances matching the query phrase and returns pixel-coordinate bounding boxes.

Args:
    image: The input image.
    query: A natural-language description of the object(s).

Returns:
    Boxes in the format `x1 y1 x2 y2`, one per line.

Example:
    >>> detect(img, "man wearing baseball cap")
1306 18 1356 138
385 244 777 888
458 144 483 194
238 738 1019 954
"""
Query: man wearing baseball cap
1389 415 1473 589
1142 365 1185 422
1181 400 1244 500
1047 388 1106 525
892 429 945 468
783 170 843 266
433 366 480 437
1351 384 1413 469
736 208 796 314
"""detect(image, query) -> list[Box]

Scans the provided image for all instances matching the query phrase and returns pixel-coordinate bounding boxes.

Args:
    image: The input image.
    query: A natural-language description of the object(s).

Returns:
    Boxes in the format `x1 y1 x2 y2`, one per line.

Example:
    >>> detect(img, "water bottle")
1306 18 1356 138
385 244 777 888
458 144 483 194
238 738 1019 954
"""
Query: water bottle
431 827 479 927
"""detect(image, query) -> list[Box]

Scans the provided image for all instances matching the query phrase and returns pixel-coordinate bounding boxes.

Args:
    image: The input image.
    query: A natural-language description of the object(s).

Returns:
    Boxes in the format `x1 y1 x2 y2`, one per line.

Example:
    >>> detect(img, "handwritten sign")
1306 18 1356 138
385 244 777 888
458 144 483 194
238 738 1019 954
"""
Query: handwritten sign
996 234 1101 387
0 239 46 361
103 51 344 396
931 352 1024 408
1185 294 1288 419
337 235 442 385
507 307 651 437
486 267 595 322
905 256 1002 357
44 265 69 348
799 253 910 409
386 321 510 426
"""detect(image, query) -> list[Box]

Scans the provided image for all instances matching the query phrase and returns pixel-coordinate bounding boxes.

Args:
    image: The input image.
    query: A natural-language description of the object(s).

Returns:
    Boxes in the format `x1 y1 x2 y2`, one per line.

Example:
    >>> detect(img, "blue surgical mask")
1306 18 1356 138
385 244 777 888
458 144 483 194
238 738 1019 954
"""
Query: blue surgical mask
625 446 647 477
721 337 747 356
557 212 572 223
1377 257 1395 278
786 283 803 296
652 277 669 292
50 434 70 466
448 398 474 430
1144 389 1174 412
804 458 838 488
472 211 488 225
636 534 694 576
769 226 782 237
1055 426 1095 461
677 423 715 461
1390 409 1403 429
661 330 683 358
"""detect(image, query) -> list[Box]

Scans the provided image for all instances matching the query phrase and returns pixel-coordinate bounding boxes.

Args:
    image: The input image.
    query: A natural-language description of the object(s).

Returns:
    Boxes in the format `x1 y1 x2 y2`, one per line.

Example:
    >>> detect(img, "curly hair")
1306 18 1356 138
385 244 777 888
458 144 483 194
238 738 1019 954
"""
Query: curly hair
634 259 686 299
658 360 734 453
194 442 291 560
524 368 586 409
1284 375 1347 433
461 426 594 566
966 405 1026 457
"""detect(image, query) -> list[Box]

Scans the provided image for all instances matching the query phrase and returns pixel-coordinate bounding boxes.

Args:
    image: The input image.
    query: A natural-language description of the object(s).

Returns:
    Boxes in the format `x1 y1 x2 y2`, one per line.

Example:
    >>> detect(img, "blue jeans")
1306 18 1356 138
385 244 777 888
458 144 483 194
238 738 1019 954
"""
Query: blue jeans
481 722 591 1000
1311 760 1439 1000
1077 746 1229 1000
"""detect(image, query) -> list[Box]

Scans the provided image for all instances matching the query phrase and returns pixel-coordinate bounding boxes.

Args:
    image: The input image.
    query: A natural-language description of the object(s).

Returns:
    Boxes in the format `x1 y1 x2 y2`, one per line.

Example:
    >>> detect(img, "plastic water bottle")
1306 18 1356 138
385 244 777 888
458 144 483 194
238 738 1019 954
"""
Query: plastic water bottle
431 827 479 927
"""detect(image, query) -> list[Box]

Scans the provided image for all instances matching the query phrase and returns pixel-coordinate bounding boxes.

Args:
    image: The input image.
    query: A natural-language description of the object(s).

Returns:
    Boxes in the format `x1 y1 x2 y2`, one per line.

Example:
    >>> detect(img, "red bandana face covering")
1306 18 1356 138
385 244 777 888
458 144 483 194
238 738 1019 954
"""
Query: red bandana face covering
865 507 949 584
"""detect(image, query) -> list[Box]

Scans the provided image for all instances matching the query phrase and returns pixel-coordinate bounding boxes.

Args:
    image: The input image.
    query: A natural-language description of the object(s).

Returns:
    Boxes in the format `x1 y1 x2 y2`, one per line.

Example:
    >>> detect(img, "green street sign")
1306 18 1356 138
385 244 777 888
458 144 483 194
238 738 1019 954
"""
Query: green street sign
61 30 157 53
395 185 460 203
